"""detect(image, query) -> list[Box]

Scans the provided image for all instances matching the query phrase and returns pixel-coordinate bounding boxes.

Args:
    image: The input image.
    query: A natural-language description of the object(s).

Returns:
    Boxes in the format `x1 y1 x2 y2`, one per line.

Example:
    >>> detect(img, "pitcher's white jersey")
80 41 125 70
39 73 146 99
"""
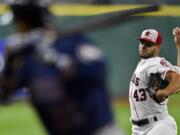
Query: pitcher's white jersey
129 57 180 120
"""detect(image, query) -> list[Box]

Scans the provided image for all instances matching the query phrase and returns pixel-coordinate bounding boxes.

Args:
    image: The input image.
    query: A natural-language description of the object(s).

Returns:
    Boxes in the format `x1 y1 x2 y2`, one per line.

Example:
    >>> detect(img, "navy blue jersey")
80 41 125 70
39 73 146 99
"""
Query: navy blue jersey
4 31 113 135
0 39 6 72
53 34 113 133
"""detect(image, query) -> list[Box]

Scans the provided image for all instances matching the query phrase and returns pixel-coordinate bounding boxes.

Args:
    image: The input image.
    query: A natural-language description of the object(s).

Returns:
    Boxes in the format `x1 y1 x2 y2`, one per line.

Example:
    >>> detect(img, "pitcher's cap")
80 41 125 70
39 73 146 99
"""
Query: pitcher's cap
138 29 162 45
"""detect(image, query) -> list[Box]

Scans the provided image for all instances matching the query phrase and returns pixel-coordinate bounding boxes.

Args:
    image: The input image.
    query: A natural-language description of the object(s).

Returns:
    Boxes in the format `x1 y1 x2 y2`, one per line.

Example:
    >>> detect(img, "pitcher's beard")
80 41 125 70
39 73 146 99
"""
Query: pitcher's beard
139 53 154 59
140 55 152 59
139 50 156 59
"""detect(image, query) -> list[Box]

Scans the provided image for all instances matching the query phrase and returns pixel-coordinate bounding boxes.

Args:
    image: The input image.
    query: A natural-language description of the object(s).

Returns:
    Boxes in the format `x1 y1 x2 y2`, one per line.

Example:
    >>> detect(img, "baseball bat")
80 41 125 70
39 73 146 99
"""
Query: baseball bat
60 4 160 36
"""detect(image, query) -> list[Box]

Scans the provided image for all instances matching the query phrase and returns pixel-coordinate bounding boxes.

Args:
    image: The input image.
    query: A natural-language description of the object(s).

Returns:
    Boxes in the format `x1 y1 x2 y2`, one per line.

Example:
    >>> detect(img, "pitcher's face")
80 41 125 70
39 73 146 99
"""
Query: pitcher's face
139 41 159 59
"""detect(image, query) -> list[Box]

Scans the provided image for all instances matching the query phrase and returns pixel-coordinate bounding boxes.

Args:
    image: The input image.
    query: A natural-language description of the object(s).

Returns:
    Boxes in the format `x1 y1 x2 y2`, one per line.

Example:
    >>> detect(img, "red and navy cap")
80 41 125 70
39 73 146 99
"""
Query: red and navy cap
138 29 163 45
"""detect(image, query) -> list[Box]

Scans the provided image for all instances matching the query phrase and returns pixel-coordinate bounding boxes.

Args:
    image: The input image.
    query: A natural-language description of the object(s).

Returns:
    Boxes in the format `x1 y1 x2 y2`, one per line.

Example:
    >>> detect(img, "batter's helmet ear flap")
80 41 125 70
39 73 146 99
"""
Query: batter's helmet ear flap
0 11 13 26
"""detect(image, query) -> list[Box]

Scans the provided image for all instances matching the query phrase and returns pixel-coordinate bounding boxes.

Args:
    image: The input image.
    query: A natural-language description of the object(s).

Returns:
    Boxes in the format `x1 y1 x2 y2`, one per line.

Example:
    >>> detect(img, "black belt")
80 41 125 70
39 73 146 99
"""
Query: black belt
132 116 158 126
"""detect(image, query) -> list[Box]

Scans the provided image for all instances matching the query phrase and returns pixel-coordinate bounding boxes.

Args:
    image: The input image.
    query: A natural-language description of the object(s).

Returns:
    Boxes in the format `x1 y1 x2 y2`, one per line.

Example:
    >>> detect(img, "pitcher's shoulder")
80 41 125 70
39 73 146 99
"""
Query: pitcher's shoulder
146 57 172 67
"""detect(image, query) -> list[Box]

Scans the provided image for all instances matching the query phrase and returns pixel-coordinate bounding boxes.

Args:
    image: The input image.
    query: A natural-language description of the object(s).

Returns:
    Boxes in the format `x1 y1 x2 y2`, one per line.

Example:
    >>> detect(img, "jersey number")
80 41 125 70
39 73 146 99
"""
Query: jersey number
133 89 147 101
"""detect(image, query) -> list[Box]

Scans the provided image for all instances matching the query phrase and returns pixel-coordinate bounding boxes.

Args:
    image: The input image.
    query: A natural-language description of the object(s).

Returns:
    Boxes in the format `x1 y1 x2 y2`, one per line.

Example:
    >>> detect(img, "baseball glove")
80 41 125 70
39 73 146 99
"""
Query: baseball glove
147 73 169 103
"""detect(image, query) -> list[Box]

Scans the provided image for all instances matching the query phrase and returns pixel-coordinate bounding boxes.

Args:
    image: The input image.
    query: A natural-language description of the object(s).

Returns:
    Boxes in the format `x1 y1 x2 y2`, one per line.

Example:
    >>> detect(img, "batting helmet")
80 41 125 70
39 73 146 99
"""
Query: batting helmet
5 0 51 7
4 0 52 29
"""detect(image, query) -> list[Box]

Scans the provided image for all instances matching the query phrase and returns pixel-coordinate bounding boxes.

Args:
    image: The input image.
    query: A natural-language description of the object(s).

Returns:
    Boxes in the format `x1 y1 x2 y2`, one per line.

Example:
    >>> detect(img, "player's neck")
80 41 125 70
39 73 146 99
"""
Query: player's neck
154 52 160 57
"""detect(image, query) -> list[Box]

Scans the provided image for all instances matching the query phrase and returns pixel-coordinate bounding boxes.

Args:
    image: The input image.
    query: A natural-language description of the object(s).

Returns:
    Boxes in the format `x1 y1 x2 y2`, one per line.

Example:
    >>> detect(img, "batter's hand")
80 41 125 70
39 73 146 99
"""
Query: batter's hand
173 27 180 48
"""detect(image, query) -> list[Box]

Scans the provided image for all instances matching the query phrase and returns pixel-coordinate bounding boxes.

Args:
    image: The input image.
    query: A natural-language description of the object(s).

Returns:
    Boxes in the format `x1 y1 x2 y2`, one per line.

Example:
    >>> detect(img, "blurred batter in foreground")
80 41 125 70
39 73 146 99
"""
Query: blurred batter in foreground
0 0 124 135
